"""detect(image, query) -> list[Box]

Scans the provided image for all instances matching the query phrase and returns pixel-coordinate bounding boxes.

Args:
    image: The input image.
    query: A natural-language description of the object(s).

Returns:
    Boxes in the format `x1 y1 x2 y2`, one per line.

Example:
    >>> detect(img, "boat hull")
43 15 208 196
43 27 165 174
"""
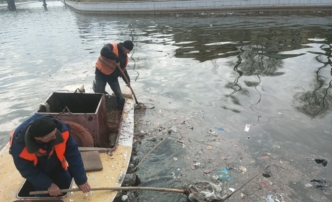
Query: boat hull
0 96 134 202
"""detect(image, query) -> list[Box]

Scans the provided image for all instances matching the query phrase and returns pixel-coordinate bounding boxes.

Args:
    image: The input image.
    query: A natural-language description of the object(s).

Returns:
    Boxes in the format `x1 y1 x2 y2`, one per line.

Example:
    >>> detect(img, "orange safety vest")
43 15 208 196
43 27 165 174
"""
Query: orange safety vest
10 130 70 170
95 42 129 75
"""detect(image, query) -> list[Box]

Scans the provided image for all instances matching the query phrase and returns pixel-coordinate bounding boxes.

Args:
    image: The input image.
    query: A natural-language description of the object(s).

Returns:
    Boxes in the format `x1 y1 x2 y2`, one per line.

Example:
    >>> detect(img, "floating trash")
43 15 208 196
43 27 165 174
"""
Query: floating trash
188 182 227 202
216 127 224 131
170 126 177 133
314 159 328 167
244 124 250 132
262 170 272 178
207 129 216 135
309 179 329 191
193 162 201 169
267 194 274 202
121 195 128 201
239 166 247 173
216 169 231 181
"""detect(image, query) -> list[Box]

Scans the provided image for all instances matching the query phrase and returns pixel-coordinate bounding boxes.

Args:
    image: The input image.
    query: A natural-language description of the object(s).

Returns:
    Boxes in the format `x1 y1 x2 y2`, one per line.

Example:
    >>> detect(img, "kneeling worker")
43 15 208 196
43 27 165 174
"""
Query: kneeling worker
9 114 90 196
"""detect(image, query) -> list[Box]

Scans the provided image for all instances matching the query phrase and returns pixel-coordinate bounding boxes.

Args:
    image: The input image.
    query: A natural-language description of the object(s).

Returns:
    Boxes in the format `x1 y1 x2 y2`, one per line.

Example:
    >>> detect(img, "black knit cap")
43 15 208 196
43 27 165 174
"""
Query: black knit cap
29 117 56 137
123 40 134 51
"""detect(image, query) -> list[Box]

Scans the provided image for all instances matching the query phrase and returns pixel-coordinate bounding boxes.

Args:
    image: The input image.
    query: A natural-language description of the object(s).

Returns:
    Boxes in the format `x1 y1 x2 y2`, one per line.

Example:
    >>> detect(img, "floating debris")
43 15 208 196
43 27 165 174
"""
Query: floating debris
314 159 328 167
170 126 177 133
244 124 250 132
229 188 235 192
267 194 274 202
217 169 231 181
207 129 216 135
216 126 224 131
309 179 329 191
239 166 247 173
121 195 128 201
193 162 201 169
262 170 272 178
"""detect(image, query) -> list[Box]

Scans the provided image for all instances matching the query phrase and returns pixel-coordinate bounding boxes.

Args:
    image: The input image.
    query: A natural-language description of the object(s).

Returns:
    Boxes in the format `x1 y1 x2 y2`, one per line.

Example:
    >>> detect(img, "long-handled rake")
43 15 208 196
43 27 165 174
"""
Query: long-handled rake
30 166 270 202
110 61 146 109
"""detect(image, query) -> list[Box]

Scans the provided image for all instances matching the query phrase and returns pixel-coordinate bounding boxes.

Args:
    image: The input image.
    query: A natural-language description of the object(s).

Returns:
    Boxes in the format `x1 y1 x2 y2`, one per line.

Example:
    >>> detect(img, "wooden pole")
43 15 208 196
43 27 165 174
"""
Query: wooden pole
132 138 167 171
30 186 186 195
109 61 139 104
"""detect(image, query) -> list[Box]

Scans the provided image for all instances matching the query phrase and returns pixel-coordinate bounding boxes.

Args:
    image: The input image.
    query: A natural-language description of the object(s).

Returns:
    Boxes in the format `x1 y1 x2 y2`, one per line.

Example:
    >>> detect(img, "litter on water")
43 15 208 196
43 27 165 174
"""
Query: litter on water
244 124 250 132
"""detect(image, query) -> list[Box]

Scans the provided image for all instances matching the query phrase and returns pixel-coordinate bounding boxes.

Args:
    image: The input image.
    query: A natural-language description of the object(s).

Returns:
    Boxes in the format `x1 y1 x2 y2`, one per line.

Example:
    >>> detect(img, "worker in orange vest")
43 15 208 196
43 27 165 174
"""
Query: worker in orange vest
93 40 134 108
10 114 90 196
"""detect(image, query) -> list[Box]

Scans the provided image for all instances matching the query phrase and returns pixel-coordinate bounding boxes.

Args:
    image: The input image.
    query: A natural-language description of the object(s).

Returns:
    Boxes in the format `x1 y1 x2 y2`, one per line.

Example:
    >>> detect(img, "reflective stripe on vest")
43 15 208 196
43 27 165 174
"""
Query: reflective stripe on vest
17 131 70 170
95 42 129 75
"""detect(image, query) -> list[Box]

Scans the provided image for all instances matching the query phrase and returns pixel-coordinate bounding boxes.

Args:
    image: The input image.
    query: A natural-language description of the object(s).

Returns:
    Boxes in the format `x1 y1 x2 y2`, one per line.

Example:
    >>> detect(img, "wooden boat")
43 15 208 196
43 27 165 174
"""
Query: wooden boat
0 85 134 202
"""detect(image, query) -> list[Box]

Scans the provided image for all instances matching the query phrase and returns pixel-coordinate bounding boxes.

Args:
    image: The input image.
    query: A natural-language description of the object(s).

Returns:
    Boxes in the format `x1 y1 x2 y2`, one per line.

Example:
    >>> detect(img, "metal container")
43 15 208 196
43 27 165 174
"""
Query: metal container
37 92 109 147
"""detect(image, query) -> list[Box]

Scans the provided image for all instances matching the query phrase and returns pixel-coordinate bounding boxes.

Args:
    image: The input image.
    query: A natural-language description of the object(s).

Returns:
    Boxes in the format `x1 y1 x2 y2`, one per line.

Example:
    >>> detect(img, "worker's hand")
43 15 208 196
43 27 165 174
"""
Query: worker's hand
48 183 61 196
78 182 91 193
127 82 131 88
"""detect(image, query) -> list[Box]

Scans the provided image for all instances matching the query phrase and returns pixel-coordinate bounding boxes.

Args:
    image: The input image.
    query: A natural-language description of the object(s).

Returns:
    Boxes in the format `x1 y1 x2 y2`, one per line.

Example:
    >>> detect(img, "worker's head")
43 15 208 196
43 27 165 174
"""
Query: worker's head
29 117 57 143
122 40 134 54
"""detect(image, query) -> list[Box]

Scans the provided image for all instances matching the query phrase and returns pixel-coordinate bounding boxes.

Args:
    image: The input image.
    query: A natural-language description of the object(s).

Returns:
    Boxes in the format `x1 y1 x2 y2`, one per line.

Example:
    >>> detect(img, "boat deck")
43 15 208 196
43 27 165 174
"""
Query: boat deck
0 96 134 202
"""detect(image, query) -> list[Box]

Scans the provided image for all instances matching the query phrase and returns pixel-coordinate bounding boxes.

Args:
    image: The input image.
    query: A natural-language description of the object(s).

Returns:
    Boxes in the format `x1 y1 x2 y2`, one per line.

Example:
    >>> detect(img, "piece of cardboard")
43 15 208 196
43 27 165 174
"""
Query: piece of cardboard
80 151 103 172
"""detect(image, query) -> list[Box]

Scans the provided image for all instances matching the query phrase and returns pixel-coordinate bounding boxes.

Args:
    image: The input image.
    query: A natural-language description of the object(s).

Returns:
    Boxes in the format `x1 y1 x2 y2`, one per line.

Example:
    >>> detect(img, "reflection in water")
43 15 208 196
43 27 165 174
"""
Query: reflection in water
70 13 332 119
160 23 326 113
225 44 285 109
295 41 332 118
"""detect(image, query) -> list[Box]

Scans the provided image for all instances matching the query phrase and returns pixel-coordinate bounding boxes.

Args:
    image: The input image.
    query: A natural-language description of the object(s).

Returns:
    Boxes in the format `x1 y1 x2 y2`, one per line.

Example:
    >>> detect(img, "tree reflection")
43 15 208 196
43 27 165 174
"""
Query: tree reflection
294 43 332 118
225 44 284 106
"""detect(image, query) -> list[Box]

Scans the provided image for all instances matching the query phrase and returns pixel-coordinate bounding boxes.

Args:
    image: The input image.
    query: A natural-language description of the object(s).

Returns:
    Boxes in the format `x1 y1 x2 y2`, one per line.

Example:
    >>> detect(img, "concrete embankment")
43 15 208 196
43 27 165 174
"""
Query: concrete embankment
63 0 332 14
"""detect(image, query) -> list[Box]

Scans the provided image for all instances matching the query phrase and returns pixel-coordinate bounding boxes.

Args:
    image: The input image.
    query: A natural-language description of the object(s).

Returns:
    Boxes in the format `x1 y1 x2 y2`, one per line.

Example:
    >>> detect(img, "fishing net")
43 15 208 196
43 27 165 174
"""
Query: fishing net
187 181 229 202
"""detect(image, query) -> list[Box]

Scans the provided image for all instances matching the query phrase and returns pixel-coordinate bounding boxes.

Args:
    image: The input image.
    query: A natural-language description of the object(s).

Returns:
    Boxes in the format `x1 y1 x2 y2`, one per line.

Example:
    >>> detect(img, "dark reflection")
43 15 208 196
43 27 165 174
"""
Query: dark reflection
43 3 48 11
6 0 16 11
173 26 310 62
72 14 332 115
166 25 315 108
294 41 332 118
224 43 285 107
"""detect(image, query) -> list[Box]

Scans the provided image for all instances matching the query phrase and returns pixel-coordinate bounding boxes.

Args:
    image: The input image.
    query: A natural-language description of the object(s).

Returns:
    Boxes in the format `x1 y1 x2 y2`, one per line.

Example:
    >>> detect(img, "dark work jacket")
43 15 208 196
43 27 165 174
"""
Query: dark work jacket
9 114 87 189
95 43 130 83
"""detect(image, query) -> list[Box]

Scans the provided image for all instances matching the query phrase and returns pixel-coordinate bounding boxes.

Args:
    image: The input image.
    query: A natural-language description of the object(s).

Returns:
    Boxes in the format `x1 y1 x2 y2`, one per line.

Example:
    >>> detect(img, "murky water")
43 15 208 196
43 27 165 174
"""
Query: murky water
1 2 332 201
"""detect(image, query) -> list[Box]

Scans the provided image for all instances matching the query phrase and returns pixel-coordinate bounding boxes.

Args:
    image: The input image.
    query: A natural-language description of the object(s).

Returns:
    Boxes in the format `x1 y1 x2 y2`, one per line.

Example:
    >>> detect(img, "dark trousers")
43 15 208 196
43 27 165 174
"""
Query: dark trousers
93 73 125 107
33 168 72 196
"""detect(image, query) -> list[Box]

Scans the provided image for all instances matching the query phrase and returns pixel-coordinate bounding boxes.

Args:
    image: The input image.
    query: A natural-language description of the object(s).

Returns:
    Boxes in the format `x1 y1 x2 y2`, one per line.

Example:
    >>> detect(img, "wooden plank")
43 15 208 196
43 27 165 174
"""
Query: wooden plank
80 151 103 171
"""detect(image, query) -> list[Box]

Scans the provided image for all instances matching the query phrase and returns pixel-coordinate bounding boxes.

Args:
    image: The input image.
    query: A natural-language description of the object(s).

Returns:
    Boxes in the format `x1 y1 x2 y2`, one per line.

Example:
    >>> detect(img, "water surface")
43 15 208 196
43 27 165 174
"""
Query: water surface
1 2 332 201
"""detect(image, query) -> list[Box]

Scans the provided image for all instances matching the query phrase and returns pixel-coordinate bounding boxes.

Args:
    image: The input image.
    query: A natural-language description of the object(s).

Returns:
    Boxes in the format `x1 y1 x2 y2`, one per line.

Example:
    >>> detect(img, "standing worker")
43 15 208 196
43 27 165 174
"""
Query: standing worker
93 40 134 108
9 114 90 196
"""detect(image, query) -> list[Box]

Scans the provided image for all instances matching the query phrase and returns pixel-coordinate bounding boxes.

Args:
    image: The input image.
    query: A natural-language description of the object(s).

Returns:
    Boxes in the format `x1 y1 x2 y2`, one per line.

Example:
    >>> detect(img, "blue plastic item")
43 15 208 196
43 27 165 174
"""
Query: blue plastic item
217 169 231 181
216 127 224 131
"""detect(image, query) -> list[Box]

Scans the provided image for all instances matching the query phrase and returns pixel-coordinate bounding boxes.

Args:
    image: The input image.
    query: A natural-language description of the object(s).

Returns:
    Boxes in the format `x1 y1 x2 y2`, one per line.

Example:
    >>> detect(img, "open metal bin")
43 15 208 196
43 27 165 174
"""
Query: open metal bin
37 92 109 148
